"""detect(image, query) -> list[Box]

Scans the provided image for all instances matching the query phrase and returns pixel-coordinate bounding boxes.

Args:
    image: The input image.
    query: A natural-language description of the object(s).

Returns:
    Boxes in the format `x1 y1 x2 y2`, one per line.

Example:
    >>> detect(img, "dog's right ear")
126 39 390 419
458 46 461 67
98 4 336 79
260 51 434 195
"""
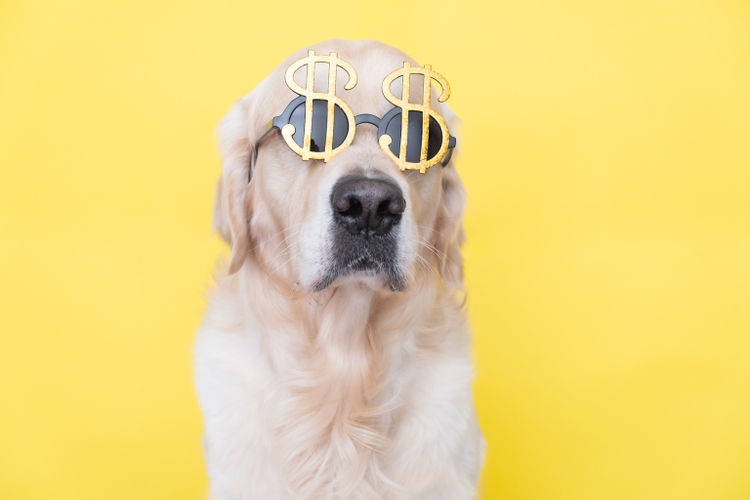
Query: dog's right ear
213 98 255 274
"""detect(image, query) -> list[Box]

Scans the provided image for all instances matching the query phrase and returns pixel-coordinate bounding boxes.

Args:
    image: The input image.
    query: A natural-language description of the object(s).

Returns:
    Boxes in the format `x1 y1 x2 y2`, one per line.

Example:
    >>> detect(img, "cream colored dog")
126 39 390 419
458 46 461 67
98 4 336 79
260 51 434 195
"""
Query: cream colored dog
195 39 484 500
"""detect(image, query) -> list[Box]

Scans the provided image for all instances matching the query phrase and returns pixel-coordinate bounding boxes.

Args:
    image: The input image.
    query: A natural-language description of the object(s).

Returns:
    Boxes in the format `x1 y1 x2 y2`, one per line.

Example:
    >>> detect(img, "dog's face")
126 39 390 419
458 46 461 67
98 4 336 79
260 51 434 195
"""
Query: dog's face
214 40 465 294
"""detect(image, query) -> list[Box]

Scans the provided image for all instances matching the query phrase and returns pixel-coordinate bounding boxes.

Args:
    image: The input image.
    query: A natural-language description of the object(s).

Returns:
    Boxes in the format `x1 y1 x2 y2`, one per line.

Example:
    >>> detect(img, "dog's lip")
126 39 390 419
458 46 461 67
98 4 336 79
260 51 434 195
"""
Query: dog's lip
312 257 405 293
347 256 381 272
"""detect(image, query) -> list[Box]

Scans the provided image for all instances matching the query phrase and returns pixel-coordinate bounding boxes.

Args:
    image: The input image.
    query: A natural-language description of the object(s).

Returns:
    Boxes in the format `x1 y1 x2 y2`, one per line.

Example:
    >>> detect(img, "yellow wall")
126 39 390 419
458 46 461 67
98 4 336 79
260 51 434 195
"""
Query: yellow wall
2 0 749 498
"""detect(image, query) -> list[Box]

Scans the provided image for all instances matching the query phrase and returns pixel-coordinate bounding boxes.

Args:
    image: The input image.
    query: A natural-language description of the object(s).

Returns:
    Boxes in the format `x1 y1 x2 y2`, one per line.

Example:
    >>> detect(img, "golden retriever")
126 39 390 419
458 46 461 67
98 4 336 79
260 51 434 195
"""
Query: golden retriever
195 39 485 499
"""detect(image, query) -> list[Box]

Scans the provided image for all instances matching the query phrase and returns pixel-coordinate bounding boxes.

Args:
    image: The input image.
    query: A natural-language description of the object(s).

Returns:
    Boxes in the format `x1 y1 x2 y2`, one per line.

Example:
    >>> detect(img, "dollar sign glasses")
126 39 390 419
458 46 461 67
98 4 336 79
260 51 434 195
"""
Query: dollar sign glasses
258 51 456 174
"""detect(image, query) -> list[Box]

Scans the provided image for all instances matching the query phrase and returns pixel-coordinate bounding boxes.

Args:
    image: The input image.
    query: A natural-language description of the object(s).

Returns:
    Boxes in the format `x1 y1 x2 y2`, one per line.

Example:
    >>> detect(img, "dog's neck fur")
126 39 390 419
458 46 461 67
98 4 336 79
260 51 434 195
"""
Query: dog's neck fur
232 249 464 498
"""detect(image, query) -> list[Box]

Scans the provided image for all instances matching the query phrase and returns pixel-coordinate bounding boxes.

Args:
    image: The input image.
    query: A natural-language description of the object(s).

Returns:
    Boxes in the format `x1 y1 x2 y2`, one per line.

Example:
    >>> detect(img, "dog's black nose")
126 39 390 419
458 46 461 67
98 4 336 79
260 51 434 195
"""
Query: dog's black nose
331 176 405 236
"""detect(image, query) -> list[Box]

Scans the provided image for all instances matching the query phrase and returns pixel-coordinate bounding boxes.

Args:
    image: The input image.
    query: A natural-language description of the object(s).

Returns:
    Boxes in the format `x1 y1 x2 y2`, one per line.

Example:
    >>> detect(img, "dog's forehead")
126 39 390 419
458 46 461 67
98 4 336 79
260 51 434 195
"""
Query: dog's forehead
268 40 415 115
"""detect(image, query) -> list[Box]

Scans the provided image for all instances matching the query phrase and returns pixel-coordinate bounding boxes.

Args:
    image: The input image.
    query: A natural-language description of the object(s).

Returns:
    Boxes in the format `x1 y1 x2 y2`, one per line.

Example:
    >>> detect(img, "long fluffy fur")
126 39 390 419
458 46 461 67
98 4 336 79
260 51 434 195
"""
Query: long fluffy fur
195 40 485 500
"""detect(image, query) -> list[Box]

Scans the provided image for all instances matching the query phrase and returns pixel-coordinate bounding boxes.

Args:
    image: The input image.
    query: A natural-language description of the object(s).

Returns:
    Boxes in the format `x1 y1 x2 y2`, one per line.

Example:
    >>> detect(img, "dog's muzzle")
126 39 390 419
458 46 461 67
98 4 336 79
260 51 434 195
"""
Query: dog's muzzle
313 175 407 292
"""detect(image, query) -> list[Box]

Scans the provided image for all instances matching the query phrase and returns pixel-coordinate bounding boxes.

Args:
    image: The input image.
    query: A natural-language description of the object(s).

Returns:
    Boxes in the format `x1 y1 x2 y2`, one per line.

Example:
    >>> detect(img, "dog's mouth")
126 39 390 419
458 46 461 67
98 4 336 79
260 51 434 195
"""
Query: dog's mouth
313 250 406 293
348 256 381 272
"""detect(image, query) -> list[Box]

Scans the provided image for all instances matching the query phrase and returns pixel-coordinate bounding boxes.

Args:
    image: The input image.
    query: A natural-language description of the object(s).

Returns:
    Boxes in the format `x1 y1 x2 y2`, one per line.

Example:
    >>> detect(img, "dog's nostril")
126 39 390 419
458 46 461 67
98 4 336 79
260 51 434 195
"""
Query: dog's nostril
385 197 405 215
341 197 362 218
332 195 360 216
377 200 391 216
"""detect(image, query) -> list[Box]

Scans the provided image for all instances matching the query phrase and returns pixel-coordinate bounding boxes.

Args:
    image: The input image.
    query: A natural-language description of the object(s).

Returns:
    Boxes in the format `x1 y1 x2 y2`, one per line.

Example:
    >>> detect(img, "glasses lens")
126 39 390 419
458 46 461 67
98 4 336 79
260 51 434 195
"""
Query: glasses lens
287 100 349 153
382 111 444 163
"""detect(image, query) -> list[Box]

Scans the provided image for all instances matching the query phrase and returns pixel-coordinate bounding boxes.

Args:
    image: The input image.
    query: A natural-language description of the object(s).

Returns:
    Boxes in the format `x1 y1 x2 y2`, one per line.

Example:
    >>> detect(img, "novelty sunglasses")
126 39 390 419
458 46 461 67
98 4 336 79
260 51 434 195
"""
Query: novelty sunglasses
257 51 456 174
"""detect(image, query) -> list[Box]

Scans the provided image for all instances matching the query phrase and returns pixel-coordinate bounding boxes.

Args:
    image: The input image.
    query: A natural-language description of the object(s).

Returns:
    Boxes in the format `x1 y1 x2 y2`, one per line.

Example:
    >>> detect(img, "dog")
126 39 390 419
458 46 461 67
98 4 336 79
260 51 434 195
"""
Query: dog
194 39 485 500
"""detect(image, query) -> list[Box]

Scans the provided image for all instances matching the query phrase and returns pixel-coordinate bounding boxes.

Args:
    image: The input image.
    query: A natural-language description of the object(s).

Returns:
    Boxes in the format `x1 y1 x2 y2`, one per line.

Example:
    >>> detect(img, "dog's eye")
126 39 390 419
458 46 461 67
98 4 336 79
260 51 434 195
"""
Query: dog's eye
426 115 444 160
287 99 349 153
382 111 444 163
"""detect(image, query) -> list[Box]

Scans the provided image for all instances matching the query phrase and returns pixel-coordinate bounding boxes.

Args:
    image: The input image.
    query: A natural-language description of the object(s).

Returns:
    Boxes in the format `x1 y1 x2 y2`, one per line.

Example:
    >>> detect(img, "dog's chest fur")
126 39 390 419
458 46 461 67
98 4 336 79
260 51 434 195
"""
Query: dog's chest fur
195 268 483 500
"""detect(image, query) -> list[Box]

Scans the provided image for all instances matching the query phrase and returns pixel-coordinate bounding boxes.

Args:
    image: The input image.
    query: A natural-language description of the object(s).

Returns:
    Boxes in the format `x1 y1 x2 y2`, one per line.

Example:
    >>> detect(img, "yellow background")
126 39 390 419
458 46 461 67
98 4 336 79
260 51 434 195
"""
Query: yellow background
2 0 749 498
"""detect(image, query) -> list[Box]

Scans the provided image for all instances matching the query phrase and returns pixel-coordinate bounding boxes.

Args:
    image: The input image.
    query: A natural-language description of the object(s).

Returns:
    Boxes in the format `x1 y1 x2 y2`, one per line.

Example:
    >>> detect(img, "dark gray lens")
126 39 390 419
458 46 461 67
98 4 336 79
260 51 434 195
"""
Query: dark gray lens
288 100 349 152
382 111 443 162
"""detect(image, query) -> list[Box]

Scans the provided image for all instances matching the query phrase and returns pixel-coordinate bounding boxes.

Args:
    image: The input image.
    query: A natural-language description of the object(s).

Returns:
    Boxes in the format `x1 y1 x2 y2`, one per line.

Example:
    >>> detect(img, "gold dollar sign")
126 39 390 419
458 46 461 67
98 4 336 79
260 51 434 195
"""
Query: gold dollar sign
380 62 451 173
282 50 358 162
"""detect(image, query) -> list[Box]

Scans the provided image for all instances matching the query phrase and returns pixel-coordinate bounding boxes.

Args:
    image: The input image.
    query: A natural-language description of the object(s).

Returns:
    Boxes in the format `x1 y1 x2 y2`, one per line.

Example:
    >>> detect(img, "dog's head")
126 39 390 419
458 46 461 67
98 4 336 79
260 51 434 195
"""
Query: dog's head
213 40 465 294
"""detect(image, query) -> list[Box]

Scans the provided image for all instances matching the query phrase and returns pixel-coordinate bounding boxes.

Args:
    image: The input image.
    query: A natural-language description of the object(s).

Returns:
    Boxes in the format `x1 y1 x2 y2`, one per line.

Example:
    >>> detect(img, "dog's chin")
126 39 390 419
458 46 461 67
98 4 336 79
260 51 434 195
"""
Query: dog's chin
311 259 406 293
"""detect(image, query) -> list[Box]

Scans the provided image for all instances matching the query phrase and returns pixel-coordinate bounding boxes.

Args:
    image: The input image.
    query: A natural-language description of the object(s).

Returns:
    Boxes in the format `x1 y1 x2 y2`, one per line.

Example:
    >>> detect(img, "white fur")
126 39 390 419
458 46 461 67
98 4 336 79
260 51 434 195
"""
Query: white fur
195 40 485 500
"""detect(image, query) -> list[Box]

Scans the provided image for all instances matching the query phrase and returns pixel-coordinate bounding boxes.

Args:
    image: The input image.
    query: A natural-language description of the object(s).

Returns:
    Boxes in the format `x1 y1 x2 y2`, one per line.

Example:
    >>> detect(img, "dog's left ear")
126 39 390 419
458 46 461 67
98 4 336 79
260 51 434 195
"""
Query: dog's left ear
213 97 256 274
432 106 467 290
434 161 467 290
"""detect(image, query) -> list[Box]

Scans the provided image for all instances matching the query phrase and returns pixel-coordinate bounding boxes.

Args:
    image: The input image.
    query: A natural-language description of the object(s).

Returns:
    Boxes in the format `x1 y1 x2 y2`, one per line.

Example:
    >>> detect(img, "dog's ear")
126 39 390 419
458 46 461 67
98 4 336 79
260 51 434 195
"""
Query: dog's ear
213 97 256 274
432 106 467 290
434 161 467 290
